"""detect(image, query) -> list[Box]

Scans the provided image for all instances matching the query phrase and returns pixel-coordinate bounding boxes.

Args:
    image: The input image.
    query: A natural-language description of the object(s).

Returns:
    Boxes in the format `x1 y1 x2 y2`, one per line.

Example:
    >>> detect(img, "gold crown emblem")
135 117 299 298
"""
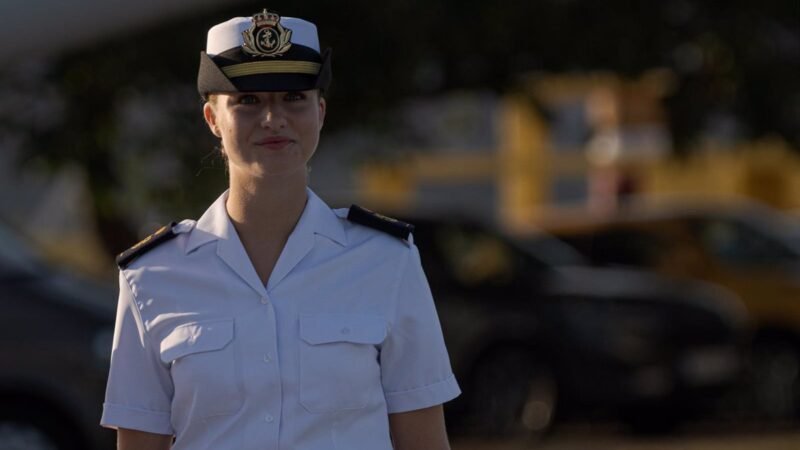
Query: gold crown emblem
253 9 280 27
242 9 292 57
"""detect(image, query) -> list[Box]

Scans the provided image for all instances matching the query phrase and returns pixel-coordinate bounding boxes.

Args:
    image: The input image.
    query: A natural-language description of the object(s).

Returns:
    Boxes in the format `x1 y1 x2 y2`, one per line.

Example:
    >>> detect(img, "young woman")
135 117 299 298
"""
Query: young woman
101 9 460 450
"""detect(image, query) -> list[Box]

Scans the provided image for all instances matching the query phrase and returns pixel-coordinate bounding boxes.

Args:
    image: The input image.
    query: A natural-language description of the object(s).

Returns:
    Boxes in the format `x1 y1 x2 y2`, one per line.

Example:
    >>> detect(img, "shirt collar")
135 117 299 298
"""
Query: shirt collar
185 188 347 255
300 188 348 246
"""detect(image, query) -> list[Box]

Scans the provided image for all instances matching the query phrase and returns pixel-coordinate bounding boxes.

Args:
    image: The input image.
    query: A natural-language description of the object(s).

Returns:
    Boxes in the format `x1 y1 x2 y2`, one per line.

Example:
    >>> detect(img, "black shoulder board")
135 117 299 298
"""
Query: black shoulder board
116 222 178 269
346 205 414 241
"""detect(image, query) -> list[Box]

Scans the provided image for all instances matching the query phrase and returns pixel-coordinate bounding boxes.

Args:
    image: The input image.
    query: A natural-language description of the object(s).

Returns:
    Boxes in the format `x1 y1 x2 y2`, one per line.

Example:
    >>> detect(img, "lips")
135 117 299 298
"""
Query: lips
256 136 293 150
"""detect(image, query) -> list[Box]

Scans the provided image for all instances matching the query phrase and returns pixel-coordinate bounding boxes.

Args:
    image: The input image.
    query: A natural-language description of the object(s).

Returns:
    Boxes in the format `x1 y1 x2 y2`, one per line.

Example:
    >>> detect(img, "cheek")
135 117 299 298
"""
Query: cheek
218 117 245 143
301 114 322 139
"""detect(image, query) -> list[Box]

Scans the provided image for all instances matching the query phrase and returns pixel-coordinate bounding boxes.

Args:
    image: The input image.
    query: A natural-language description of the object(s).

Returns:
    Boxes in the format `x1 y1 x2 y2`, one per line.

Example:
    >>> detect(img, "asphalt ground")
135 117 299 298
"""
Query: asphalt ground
451 422 800 450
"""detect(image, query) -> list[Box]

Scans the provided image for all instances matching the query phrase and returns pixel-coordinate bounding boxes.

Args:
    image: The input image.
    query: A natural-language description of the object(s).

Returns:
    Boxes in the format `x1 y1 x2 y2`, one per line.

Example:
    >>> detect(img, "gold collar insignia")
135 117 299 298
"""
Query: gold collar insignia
242 9 292 57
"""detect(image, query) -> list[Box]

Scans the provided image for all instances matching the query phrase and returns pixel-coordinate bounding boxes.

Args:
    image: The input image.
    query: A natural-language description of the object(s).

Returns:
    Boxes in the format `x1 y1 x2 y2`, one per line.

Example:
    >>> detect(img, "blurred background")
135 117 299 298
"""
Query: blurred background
1 0 799 449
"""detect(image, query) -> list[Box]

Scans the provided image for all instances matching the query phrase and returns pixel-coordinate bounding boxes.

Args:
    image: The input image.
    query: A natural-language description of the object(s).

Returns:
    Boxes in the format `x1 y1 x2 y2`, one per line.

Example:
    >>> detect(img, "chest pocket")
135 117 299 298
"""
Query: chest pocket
299 314 387 413
160 318 244 418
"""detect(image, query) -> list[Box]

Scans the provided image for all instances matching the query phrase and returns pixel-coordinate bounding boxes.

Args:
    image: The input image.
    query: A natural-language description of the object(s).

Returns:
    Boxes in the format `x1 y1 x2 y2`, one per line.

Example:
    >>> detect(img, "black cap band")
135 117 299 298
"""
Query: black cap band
197 44 332 98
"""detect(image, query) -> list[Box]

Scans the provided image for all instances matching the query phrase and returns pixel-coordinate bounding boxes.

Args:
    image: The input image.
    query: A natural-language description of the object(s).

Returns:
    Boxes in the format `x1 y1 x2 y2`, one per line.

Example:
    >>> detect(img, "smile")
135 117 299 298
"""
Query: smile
256 137 293 150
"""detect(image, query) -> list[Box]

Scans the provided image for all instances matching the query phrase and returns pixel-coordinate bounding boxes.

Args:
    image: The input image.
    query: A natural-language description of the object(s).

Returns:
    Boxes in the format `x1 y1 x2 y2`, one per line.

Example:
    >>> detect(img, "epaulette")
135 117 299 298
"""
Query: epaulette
346 205 414 241
116 222 179 269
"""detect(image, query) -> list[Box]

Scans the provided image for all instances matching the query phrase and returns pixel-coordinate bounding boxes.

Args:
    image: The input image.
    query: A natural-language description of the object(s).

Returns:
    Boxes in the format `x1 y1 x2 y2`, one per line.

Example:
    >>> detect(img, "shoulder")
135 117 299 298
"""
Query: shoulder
332 206 423 288
116 220 196 269
335 205 415 243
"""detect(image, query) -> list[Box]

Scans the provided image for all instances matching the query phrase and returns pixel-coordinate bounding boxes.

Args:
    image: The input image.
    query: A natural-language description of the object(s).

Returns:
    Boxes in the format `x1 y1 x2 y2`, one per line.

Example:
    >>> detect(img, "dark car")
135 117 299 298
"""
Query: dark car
407 216 749 435
540 199 800 419
0 224 116 450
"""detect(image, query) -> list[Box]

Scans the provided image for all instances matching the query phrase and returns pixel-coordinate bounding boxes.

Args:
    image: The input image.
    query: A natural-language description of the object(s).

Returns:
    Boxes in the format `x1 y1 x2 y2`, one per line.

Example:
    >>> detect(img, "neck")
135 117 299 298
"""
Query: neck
225 170 309 244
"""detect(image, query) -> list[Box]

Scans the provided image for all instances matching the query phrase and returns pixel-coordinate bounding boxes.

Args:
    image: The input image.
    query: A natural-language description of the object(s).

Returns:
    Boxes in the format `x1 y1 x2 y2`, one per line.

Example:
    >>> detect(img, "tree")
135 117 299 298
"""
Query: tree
2 0 797 254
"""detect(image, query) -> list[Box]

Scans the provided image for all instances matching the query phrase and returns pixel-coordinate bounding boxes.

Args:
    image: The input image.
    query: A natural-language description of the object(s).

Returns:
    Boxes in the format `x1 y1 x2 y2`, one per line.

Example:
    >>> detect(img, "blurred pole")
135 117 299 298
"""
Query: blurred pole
497 96 549 233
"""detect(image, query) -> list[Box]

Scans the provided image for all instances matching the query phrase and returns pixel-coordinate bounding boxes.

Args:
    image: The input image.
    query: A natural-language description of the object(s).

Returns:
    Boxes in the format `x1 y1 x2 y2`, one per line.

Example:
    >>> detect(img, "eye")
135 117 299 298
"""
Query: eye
237 94 260 105
284 91 307 102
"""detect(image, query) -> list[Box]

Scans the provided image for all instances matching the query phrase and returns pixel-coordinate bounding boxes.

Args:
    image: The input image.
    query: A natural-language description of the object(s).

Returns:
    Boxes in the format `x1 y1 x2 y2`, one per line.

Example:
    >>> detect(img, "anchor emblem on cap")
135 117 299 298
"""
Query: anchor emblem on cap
242 9 292 57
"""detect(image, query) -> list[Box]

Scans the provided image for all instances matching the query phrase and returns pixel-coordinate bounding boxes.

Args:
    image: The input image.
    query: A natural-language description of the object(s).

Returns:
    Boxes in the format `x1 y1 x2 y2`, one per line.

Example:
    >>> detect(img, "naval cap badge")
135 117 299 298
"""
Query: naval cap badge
242 9 292 57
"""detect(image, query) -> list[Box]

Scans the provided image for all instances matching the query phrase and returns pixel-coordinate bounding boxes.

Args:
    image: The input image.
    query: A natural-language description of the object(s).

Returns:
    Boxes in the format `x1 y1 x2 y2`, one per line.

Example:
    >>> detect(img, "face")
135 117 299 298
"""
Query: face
203 90 326 180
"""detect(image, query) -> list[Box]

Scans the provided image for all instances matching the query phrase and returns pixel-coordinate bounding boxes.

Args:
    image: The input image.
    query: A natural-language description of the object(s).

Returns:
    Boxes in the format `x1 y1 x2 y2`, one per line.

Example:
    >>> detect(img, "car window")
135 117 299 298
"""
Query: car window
690 218 795 266
436 226 518 287
412 219 549 291
564 228 667 269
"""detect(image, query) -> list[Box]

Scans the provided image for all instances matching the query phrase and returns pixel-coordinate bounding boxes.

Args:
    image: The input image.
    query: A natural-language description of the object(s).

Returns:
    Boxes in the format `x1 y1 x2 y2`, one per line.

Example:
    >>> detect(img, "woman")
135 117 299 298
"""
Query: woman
101 8 461 450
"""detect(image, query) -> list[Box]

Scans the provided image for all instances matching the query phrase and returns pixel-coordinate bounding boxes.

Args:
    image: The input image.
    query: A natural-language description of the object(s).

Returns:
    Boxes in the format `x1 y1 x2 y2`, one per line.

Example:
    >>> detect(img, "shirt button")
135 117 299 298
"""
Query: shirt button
341 327 351 335
260 296 269 305
263 354 272 363
265 414 274 423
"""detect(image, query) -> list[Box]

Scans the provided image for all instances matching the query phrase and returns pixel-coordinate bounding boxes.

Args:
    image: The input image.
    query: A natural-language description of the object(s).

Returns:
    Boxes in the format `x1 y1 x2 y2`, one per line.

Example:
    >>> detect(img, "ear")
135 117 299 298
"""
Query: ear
318 96 326 131
203 101 221 137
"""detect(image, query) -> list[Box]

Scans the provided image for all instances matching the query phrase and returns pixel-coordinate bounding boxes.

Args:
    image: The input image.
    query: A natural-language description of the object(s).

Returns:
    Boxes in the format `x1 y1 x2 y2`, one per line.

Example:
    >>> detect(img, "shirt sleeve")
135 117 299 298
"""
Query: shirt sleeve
380 242 461 413
100 271 175 435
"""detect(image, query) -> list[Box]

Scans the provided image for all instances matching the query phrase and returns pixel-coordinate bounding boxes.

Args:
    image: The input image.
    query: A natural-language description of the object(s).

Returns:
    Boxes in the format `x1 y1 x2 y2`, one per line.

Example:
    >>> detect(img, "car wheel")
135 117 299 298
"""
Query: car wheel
0 421 61 450
468 348 557 439
751 340 800 420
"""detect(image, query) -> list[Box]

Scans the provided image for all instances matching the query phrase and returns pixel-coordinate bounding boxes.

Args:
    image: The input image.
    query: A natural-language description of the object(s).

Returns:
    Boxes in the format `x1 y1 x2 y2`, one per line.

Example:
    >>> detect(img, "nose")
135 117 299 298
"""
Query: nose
260 104 287 129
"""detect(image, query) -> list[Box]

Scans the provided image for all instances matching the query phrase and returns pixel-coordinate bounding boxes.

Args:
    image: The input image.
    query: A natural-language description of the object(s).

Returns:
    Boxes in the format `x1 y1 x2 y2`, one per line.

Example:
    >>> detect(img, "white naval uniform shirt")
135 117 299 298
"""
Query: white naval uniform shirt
101 189 460 450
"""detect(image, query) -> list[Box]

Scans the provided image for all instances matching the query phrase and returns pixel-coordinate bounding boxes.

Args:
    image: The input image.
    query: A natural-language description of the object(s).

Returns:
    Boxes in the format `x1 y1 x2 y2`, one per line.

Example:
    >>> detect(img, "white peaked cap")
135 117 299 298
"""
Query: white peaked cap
197 9 332 97
206 16 321 56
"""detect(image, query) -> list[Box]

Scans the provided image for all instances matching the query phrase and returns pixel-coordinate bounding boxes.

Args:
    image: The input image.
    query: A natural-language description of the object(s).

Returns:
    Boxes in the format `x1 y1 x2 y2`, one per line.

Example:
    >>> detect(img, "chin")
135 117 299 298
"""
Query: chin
251 164 310 181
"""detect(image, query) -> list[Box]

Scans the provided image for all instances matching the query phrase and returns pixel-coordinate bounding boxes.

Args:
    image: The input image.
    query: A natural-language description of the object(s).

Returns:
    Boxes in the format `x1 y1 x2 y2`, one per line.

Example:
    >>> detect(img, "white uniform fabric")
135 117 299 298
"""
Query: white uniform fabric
101 189 460 450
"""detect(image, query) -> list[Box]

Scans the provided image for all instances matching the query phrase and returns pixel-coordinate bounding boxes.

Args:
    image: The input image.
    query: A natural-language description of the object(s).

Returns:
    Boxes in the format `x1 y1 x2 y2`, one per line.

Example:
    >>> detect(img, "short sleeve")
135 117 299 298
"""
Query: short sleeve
100 271 174 435
380 243 461 413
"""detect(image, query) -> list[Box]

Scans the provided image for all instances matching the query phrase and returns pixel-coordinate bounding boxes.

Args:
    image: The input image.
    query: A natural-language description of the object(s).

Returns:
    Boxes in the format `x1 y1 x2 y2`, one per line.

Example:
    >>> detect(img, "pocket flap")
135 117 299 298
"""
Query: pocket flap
160 318 234 363
300 314 386 345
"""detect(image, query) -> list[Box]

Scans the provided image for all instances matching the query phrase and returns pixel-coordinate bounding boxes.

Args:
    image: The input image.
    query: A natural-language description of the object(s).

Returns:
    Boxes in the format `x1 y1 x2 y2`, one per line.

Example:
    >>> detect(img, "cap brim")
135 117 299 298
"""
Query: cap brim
198 51 237 98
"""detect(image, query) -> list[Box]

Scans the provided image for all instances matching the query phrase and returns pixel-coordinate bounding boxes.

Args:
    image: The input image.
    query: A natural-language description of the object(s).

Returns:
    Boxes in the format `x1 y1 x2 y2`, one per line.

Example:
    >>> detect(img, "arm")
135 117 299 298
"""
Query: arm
101 273 175 437
382 244 460 448
118 428 173 450
389 404 451 450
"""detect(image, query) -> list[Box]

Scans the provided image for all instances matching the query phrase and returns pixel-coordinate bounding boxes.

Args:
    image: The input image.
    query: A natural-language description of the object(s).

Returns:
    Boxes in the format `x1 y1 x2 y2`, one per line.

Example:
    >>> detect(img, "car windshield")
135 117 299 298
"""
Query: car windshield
721 209 800 263
0 221 45 277
0 219 115 313
515 233 590 267
767 213 800 257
